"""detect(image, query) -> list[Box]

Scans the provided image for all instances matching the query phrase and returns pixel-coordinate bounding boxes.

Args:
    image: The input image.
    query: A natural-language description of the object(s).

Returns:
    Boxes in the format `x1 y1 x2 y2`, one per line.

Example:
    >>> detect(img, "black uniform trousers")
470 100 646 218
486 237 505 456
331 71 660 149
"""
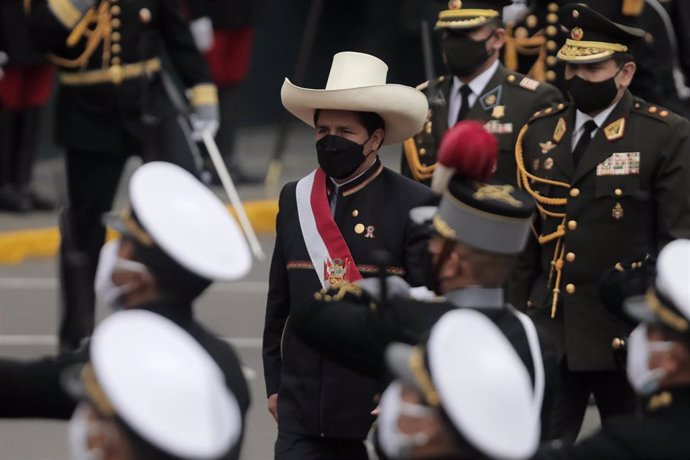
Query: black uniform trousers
275 431 368 460
549 359 635 443
58 113 199 350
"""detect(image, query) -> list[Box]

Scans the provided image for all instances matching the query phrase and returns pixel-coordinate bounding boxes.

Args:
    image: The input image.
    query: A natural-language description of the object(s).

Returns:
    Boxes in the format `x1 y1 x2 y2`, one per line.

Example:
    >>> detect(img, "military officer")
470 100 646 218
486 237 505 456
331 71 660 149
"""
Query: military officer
511 3 690 442
401 0 562 187
534 239 690 459
377 309 540 459
263 51 435 460
291 172 560 440
65 310 242 460
24 0 219 351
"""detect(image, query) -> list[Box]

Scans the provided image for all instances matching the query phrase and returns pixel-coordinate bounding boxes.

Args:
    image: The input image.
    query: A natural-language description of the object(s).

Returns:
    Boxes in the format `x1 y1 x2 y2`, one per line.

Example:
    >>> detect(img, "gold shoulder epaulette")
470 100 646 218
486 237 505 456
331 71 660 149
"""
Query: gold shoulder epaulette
415 75 446 91
506 73 541 91
632 99 674 123
529 102 567 122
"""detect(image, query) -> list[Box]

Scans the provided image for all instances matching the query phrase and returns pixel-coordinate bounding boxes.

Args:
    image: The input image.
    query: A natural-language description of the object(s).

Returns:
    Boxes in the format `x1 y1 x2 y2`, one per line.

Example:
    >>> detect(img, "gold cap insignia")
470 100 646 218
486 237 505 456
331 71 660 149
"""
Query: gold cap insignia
544 157 554 170
473 184 523 207
553 117 567 143
539 141 556 154
491 105 505 119
448 0 462 9
604 118 626 141
571 26 584 41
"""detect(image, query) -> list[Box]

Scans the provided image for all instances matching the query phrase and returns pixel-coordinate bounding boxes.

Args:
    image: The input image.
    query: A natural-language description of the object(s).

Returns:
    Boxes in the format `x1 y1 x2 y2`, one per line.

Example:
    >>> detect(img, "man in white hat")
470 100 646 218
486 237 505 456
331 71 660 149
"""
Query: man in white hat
378 309 540 459
65 309 242 460
0 162 252 459
533 238 690 459
263 51 436 459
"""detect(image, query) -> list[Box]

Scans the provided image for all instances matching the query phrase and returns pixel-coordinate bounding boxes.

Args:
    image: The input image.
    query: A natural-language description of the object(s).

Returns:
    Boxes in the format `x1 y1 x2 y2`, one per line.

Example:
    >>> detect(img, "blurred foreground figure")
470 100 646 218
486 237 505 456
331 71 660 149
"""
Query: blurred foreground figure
65 309 241 460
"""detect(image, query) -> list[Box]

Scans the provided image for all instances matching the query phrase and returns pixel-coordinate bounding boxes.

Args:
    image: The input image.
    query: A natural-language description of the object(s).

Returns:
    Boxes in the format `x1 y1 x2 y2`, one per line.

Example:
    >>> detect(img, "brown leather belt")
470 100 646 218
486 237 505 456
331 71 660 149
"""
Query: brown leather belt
59 58 161 86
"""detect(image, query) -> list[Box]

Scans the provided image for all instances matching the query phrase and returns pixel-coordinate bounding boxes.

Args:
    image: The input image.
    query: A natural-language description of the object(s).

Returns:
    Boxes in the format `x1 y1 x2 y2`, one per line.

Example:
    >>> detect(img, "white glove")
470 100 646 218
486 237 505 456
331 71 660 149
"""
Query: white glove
190 113 219 141
190 16 214 52
502 1 530 25
355 276 411 302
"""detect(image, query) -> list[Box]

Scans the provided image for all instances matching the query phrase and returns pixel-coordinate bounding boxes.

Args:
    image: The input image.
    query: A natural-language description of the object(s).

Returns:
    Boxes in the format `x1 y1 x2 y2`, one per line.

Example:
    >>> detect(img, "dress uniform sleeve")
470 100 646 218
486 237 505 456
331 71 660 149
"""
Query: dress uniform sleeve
507 216 543 311
23 0 81 53
654 118 690 247
532 83 564 114
0 349 86 419
262 186 291 398
160 0 214 88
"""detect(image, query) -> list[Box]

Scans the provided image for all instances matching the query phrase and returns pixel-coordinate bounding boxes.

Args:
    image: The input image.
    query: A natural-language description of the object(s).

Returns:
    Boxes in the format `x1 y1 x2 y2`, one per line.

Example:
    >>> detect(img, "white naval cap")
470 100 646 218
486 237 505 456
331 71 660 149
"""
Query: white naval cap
386 309 539 460
84 310 242 459
107 161 251 281
625 239 690 332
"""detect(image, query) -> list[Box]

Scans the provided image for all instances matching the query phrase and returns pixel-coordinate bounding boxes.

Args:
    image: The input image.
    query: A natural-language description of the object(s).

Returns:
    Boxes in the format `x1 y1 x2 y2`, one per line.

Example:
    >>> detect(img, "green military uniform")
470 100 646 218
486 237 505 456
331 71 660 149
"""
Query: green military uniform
400 0 562 186
511 2 690 441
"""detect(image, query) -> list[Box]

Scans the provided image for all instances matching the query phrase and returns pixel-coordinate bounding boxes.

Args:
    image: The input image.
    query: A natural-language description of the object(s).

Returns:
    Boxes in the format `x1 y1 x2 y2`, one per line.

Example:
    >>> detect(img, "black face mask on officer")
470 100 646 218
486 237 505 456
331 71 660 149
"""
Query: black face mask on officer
442 30 496 78
316 134 372 180
565 66 623 114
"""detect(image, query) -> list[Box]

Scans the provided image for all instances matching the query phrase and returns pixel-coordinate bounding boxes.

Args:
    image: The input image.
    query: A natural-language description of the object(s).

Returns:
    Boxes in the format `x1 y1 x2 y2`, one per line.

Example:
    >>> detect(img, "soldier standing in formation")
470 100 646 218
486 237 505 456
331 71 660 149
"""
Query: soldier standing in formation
401 0 562 187
262 51 435 460
512 2 690 442
24 0 220 351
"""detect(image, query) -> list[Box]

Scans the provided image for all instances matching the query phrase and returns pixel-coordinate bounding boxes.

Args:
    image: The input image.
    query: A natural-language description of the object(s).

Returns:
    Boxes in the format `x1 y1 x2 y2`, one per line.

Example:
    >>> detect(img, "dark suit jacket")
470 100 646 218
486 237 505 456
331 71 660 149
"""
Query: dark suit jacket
533 388 690 460
510 92 690 371
262 159 435 439
290 285 559 441
0 303 249 460
401 64 562 186
25 0 212 153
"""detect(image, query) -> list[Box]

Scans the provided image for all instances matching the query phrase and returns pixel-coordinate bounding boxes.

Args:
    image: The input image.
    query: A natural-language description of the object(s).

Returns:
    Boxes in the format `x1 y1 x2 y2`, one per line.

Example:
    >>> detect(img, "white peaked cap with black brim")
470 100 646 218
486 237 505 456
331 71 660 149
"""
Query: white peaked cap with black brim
386 309 539 459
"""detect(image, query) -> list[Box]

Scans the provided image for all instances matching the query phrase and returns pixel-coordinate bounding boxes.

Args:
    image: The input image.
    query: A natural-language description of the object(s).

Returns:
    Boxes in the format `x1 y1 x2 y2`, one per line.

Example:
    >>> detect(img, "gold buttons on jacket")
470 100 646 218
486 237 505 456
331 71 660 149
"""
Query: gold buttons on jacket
354 223 365 234
546 40 557 51
111 43 122 54
110 5 121 15
546 71 556 81
419 148 427 156
111 57 121 65
546 25 557 37
614 188 623 196
566 252 576 262
569 188 580 198
565 284 576 294
546 56 557 66
612 337 626 350
352 210 359 217
567 220 577 230
112 18 121 28
111 32 121 42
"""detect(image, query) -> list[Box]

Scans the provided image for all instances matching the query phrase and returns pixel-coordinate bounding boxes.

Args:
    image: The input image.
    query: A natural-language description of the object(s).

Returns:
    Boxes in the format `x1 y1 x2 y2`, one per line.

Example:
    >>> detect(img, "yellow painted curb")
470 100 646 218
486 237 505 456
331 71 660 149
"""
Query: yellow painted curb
0 199 278 265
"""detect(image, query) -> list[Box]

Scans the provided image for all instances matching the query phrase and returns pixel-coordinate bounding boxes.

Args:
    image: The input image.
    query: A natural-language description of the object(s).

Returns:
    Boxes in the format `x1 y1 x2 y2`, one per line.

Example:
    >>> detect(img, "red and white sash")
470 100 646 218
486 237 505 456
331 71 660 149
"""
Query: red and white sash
296 168 363 289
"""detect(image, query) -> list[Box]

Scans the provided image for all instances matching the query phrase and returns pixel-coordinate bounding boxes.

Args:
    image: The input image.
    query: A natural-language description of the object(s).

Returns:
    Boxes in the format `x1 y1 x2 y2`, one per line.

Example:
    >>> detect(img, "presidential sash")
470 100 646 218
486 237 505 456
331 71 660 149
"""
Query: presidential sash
295 168 363 289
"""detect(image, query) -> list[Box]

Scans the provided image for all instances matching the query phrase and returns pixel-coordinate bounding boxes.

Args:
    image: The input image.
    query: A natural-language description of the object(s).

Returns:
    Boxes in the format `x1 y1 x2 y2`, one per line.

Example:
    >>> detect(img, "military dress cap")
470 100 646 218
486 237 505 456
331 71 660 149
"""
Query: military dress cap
386 309 539 460
436 0 512 29
557 3 645 63
625 240 690 334
65 310 242 459
104 162 251 281
281 51 428 145
434 175 536 254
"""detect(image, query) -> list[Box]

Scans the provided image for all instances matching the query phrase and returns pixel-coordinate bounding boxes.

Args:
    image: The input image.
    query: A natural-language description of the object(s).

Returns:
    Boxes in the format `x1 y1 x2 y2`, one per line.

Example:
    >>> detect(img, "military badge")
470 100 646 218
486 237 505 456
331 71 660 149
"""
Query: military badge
325 258 352 287
596 152 640 176
519 77 540 91
539 141 556 154
544 158 554 170
612 203 624 220
571 26 584 40
479 86 502 110
365 225 375 239
491 105 505 119
553 117 567 143
604 118 626 141
532 158 540 171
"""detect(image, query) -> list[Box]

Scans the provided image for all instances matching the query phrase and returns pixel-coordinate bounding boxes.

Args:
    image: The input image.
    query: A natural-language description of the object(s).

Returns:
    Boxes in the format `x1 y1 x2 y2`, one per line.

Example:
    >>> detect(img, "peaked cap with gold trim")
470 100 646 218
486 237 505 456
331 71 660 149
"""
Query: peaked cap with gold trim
557 3 645 64
436 0 511 30
434 176 536 254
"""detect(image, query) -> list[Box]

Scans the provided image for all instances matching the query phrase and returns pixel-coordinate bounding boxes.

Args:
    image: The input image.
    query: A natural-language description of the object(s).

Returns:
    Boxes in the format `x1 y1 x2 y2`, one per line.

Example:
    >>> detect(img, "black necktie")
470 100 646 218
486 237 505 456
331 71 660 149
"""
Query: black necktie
455 85 473 125
572 120 597 167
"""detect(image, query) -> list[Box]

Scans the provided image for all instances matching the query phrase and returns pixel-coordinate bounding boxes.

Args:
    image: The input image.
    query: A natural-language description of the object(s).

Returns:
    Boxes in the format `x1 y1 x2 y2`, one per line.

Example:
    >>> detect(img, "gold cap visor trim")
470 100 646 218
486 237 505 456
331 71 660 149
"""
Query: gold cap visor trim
436 9 499 29
557 39 628 63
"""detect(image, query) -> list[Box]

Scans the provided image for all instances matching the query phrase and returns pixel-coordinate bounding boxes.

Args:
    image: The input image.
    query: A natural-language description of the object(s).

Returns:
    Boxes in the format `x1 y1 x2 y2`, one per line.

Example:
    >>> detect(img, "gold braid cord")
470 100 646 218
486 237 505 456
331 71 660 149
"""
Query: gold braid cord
504 25 547 81
515 123 571 318
403 138 435 181
49 1 112 69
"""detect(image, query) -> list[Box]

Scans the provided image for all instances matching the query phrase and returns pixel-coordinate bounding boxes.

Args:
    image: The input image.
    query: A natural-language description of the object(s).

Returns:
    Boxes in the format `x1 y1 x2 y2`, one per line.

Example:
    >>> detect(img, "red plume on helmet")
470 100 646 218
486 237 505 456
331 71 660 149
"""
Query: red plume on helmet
431 121 498 194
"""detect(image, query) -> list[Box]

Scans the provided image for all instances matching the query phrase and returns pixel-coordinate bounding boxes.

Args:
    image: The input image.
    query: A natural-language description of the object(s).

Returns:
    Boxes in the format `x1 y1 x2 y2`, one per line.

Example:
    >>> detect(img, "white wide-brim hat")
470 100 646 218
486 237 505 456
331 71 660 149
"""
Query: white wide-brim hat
281 51 429 145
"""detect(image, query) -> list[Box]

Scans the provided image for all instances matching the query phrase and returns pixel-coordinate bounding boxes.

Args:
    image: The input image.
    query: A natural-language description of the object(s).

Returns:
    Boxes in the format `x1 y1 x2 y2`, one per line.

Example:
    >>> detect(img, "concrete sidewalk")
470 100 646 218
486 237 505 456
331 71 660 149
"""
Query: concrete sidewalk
0 123 404 264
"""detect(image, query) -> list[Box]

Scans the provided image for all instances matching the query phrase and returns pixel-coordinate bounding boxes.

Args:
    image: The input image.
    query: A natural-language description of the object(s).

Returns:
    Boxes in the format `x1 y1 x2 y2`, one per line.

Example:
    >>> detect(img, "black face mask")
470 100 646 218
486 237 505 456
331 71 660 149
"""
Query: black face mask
565 70 621 114
442 32 494 78
316 134 370 179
